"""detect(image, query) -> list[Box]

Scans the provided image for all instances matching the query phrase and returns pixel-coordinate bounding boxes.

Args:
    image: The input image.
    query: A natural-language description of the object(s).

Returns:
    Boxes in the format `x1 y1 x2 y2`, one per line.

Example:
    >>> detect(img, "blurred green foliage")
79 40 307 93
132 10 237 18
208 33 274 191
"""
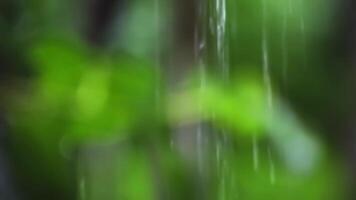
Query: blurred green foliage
1 0 347 199
11 37 157 143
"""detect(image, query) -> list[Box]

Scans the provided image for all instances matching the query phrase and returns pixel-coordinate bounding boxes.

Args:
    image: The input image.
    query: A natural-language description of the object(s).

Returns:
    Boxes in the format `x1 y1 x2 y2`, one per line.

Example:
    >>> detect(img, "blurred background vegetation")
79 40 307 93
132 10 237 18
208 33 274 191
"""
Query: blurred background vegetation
0 0 355 199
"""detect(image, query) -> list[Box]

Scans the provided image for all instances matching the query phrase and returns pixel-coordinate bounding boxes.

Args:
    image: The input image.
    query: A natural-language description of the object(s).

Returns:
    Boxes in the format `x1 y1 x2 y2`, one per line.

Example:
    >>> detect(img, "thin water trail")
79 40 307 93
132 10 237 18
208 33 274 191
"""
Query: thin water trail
261 0 273 109
288 0 294 15
76 145 87 200
282 4 289 85
206 0 232 197
196 66 206 175
215 0 231 196
217 134 234 200
216 0 229 80
299 0 307 69
216 137 222 173
261 0 276 185
79 175 86 200
154 0 160 64
252 134 259 171
195 0 207 176
262 39 272 107
154 0 163 120
267 147 276 185
196 123 204 173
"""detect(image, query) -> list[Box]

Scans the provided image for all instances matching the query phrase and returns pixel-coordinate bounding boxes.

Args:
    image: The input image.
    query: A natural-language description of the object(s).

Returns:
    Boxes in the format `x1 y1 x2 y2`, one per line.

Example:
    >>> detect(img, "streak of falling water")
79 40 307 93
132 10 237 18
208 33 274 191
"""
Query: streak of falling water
261 0 273 109
195 0 207 175
288 0 294 15
267 147 276 184
196 66 206 176
197 123 204 174
210 0 231 198
154 0 161 104
282 4 289 85
79 176 86 200
153 0 163 157
252 134 259 171
216 0 229 80
196 72 206 175
299 0 307 69
262 0 276 185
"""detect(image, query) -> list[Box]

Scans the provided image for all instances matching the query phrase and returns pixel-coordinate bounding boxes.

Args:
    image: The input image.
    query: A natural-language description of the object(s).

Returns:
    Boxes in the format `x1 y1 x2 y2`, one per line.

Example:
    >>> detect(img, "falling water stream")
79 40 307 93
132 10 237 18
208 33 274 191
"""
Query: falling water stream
261 0 273 110
195 0 207 177
283 0 307 83
202 0 284 196
195 0 233 198
73 0 316 199
252 134 260 171
267 147 276 184
216 0 229 80
261 0 276 185
299 0 307 69
213 0 236 199
282 2 289 85
79 176 86 200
